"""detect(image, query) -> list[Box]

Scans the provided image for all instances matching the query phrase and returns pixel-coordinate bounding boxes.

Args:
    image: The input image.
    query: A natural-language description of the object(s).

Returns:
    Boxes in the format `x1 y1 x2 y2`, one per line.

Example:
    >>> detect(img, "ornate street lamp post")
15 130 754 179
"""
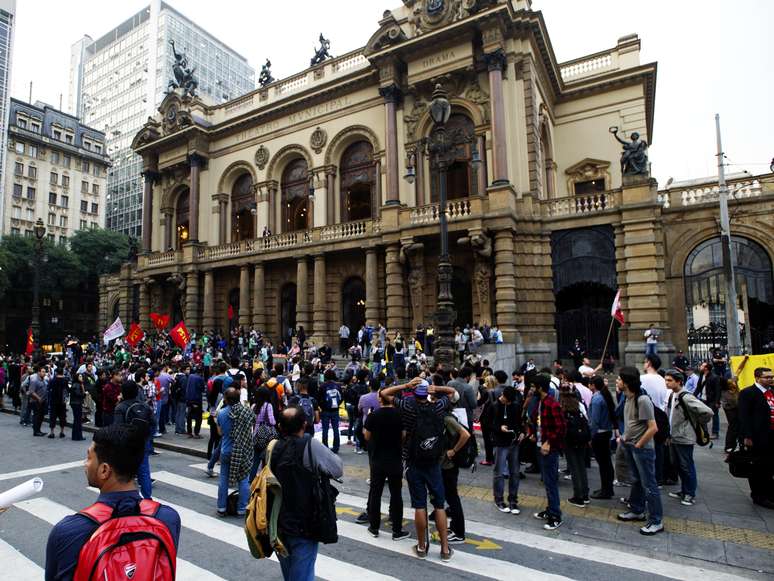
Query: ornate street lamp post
31 218 47 360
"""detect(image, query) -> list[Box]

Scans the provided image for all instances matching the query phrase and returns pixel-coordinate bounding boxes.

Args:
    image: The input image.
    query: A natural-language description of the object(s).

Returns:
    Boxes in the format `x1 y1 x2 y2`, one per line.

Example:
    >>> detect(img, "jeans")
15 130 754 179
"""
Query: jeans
218 454 249 514
711 408 720 436
565 446 589 499
20 392 30 424
31 399 46 434
70 404 83 440
481 424 495 463
493 444 520 504
671 443 697 497
160 401 170 429
208 445 221 472
154 404 163 434
625 444 663 524
175 401 187 433
367 464 403 533
442 466 465 538
321 411 340 453
540 450 561 519
654 441 665 484
187 402 203 435
646 343 657 356
591 432 614 494
345 404 356 439
138 448 152 499
278 534 318 581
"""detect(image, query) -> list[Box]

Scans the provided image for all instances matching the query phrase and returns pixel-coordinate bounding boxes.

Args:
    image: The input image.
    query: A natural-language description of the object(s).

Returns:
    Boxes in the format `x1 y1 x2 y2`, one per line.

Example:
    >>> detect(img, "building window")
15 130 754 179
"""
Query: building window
27 187 36 200
574 179 606 196
15 142 24 155
13 183 22 197
59 236 67 245
82 160 90 173
26 208 34 221
12 206 21 219
16 115 27 129
81 180 88 193
24 230 33 238
91 221 99 229
48 212 56 225
230 173 254 242
92 183 99 195
62 175 70 188
80 219 88 229
63 155 71 168
281 158 310 233
27 165 37 179
30 122 41 133
47 233 55 242
10 227 20 235
61 195 69 208
50 171 58 185
51 151 60 164
49 192 57 205
340 140 376 222
59 215 67 228
80 200 88 212
94 144 102 154
14 161 22 175
65 133 73 144
28 145 38 158
93 165 102 177
175 188 190 249
429 114 476 202
91 202 98 214
53 129 62 140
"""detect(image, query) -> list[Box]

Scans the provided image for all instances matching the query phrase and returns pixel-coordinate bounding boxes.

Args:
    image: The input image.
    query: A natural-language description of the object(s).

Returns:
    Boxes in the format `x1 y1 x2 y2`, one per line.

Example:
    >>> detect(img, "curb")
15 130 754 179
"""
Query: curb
0 407 208 459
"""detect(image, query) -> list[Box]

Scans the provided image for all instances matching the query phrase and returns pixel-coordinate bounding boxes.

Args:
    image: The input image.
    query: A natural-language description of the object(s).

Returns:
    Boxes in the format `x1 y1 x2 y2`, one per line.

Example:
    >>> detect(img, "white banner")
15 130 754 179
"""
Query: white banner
103 317 125 344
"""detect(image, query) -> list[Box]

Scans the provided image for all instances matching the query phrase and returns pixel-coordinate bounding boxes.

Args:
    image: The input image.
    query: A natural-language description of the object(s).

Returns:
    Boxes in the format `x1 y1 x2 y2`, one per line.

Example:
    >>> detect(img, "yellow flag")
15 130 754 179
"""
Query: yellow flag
731 353 774 388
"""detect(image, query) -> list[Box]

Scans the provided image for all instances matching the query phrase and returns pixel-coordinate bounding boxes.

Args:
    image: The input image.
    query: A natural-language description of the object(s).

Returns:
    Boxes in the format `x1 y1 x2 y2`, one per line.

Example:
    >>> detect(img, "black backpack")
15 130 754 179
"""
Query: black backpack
304 439 338 544
635 395 670 445
449 416 478 470
410 403 445 465
564 410 591 447
125 400 154 437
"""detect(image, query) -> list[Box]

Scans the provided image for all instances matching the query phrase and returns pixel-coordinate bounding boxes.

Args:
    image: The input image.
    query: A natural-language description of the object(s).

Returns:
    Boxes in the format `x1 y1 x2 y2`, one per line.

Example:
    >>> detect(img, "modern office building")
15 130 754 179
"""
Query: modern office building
0 0 15 234
69 0 255 238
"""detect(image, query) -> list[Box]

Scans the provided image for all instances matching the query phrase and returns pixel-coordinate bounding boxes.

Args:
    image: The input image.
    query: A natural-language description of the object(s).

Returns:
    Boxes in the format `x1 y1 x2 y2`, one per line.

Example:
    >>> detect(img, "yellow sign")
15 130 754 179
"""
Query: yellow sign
731 353 774 388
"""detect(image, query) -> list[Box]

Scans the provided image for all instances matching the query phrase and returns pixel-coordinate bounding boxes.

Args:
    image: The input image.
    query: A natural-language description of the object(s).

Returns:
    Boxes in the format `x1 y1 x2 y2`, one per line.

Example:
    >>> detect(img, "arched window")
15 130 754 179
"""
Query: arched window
281 158 309 233
340 141 375 221
231 173 254 241
175 187 190 249
430 113 475 202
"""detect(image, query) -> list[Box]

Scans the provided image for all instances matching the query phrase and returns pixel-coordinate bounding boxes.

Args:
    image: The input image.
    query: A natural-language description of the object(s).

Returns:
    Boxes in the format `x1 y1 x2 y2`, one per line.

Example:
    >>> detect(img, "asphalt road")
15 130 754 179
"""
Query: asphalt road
0 412 762 581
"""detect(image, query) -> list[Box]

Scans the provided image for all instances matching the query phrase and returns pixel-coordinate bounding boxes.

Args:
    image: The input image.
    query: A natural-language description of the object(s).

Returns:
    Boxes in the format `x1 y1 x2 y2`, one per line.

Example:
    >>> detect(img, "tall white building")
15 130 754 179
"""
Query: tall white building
70 0 255 238
0 0 15 234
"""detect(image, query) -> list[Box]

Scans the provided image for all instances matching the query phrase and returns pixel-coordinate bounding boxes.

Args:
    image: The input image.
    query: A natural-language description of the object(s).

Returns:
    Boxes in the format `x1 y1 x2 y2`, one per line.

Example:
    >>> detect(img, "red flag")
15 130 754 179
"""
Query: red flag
170 321 191 348
611 290 625 325
227 304 234 320
25 328 34 355
125 323 145 348
150 312 170 331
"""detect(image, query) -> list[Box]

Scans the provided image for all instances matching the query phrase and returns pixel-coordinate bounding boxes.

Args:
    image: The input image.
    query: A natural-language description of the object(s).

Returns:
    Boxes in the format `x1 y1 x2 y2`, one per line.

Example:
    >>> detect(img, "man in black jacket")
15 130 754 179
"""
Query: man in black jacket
695 362 722 439
738 367 774 509
492 385 524 514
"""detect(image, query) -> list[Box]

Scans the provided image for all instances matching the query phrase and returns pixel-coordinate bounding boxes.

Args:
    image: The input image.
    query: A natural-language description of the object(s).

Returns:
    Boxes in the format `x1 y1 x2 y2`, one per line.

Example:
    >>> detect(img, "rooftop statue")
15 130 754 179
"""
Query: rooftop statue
167 40 198 98
311 33 332 67
610 126 649 176
259 59 275 87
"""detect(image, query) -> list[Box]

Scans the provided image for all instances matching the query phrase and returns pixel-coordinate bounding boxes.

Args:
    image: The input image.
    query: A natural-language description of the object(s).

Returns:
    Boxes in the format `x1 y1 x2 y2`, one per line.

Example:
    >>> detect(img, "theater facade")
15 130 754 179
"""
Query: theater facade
100 0 774 365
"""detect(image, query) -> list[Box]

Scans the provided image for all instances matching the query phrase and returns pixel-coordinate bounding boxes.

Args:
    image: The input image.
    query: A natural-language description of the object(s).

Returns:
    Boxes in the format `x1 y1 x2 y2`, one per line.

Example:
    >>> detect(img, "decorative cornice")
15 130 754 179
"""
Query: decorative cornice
379 83 403 104
484 48 507 72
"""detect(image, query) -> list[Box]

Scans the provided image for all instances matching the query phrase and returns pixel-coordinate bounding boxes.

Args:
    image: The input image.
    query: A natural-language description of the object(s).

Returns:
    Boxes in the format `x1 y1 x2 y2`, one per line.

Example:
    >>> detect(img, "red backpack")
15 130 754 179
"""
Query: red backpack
74 500 176 581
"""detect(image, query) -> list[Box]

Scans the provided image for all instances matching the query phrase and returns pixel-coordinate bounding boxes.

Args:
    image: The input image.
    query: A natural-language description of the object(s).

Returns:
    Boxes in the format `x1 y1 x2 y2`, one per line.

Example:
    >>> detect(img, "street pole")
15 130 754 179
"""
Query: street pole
715 113 741 356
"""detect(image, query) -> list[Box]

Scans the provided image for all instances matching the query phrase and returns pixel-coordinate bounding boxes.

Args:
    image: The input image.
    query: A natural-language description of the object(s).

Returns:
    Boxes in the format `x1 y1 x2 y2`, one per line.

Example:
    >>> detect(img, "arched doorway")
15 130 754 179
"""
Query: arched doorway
552 226 618 360
111 299 120 322
340 141 375 221
430 113 475 202
451 266 473 328
228 288 240 331
175 188 190 249
231 173 254 241
684 236 774 354
342 277 366 334
281 159 309 232
279 283 297 346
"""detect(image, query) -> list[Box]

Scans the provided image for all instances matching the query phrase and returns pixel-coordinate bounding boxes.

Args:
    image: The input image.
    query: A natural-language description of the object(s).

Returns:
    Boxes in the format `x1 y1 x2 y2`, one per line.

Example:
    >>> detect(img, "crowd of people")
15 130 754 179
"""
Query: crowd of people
1 325 772 581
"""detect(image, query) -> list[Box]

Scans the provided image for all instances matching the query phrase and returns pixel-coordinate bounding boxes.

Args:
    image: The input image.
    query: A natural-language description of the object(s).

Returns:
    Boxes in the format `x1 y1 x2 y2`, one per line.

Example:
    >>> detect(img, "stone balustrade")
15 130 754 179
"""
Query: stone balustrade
560 53 613 81
145 250 176 266
675 179 762 207
545 191 619 217
409 199 472 225
320 218 381 241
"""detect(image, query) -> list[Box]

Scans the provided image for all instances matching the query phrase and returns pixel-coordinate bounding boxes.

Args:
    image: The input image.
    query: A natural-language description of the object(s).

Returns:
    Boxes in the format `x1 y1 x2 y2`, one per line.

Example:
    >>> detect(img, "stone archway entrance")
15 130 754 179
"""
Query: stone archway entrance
228 288 239 331
451 266 473 328
280 283 297 346
342 277 366 335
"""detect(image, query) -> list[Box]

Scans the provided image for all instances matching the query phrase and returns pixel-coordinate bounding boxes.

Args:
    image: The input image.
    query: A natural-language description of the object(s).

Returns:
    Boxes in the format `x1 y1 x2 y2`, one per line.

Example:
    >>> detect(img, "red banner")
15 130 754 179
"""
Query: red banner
611 290 625 325
227 304 235 320
150 312 170 331
170 321 191 349
126 323 145 348
25 328 34 355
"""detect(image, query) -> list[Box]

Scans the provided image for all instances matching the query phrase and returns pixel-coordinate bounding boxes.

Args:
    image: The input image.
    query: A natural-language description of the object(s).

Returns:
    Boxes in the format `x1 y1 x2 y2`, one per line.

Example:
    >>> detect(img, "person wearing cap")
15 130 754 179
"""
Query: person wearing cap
664 369 713 507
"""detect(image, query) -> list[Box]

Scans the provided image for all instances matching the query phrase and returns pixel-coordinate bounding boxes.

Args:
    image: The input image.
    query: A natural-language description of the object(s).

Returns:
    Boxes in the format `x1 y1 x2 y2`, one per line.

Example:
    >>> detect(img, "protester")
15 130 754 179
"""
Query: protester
69 372 86 441
492 384 523 514
185 365 205 438
47 366 69 439
588 376 616 499
216 387 254 517
114 380 155 499
440 391 470 543
532 374 565 530
738 367 774 509
319 369 343 453
561 390 590 507
29 365 49 436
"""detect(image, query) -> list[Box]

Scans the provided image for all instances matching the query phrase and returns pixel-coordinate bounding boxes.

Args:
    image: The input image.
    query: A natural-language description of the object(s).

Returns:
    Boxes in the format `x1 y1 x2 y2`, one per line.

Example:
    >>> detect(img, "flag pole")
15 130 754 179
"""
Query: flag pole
599 317 616 367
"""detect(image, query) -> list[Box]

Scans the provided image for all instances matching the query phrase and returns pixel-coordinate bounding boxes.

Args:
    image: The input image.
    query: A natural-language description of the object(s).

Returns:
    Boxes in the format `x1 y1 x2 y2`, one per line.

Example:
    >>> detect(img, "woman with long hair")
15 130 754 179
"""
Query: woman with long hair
721 377 740 453
560 390 590 506
589 376 616 498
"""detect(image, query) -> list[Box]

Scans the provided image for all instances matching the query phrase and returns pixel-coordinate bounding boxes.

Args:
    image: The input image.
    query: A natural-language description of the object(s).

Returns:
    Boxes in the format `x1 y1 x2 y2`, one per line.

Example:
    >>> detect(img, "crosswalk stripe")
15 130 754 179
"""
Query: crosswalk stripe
153 471 570 580
0 460 84 482
184 466 744 581
0 537 44 580
14 498 226 581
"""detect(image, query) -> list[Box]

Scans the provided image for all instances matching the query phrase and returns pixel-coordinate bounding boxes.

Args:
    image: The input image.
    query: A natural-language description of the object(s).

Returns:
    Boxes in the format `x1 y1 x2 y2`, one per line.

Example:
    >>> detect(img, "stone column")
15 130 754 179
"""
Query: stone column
485 49 509 185
374 159 382 212
365 248 379 327
414 149 425 206
313 254 328 342
139 279 151 330
202 270 215 332
385 244 406 334
268 183 277 235
252 262 265 331
162 212 173 251
296 257 311 335
494 230 517 341
239 264 251 329
141 170 158 252
379 84 402 205
185 271 200 331
476 135 487 194
218 199 228 245
188 154 203 242
326 168 336 225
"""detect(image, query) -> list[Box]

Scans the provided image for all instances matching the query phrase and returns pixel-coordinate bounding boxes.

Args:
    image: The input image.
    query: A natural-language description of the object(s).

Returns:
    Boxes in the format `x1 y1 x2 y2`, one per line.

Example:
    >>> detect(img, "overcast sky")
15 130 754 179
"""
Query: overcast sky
11 0 773 184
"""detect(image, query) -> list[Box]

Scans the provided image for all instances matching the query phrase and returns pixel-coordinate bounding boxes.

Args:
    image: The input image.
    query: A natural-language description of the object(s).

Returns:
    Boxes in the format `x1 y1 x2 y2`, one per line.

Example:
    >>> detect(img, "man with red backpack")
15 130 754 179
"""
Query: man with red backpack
45 423 181 581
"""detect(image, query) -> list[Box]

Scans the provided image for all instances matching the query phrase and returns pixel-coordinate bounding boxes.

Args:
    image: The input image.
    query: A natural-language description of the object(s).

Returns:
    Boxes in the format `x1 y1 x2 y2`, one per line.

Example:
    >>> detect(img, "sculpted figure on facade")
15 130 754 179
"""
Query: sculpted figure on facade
167 273 187 317
167 40 198 97
401 240 426 326
460 231 493 324
258 59 275 87
610 127 649 176
311 34 332 66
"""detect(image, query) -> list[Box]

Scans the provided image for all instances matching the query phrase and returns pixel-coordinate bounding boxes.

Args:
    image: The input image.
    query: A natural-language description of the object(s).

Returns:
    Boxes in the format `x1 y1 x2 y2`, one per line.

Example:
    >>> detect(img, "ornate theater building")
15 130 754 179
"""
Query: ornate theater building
101 0 773 366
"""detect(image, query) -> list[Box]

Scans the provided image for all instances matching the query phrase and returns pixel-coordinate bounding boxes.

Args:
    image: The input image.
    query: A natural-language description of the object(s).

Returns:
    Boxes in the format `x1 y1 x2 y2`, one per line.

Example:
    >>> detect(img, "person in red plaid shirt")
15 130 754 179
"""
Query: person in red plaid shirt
531 374 566 530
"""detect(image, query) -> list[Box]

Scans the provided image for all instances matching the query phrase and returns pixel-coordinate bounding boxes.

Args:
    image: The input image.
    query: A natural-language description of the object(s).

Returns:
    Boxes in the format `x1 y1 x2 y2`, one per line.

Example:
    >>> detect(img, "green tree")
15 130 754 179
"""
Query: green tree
69 228 130 277
0 235 83 298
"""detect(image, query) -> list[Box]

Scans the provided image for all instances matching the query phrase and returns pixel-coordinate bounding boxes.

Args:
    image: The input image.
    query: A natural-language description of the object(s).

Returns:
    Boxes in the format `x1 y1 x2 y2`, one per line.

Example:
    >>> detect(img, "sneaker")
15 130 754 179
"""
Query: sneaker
479 460 493 466
583 497 590 504
680 495 695 506
59 433 66 438
668 491 685 500
567 497 586 508
563 474 572 481
205 469 215 478
619 497 630 505
447 532 466 544
613 479 631 487
509 503 521 515
440 548 454 562
355 512 369 524
368 527 379 538
617 511 647 522
355 449 365 455
544 518 563 531
590 490 613 499
216 510 227 518
412 544 427 559
495 501 510 513
640 521 664 535
392 530 410 541
47 433 55 439
533 510 549 520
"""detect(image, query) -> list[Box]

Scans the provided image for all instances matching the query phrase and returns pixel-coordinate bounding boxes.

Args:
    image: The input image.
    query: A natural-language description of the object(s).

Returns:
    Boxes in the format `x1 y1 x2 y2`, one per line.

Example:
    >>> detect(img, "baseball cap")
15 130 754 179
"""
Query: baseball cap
414 380 430 398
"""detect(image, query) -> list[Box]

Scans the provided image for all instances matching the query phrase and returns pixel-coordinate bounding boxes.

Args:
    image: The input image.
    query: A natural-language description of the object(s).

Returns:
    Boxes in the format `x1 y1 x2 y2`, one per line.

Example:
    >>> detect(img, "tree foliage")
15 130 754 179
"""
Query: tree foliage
69 228 130 277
